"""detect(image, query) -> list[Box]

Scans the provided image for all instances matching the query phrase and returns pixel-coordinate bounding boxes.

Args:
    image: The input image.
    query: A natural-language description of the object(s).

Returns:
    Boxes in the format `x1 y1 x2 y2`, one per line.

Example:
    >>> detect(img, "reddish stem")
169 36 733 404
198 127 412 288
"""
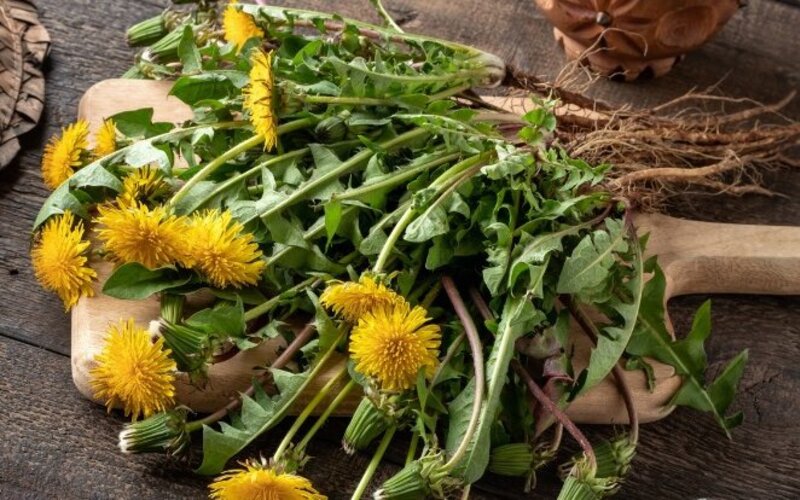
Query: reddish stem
196 323 316 427
562 297 639 444
441 276 486 470
468 287 493 322
511 359 596 470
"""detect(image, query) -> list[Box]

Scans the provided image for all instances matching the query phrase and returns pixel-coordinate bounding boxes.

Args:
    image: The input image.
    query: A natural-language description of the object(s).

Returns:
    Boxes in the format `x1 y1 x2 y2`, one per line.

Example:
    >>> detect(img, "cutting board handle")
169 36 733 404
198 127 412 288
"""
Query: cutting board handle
635 213 800 297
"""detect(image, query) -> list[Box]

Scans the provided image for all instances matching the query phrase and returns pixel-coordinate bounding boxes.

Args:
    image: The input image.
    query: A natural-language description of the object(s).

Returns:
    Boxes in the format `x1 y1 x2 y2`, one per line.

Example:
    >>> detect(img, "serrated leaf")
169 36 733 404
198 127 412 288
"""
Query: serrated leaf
170 73 236 106
308 144 345 200
186 298 245 340
69 163 122 191
173 180 221 215
625 356 656 392
481 222 513 295
263 213 308 248
507 224 581 292
404 205 448 243
209 70 250 88
425 235 454 270
102 263 192 300
307 290 338 352
124 140 170 169
110 108 173 138
231 168 289 224
196 367 310 475
447 296 544 484
556 218 627 295
360 225 388 255
573 231 645 396
324 198 342 247
178 25 201 73
480 148 530 180
627 261 748 436
33 182 88 230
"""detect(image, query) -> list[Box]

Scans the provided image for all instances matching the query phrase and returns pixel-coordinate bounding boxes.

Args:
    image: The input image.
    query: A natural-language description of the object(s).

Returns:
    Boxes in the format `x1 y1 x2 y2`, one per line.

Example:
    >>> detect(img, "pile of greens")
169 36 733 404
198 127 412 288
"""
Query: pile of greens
35 1 748 498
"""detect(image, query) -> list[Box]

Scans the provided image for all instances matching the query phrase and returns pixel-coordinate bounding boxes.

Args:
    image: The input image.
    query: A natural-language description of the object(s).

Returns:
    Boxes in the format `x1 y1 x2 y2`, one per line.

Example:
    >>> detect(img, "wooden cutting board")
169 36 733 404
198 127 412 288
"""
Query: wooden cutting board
70 79 800 424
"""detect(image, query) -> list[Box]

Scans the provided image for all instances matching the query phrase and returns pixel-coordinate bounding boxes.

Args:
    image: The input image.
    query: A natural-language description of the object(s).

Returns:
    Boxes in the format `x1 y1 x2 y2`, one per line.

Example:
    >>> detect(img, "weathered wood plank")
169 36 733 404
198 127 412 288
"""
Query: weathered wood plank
1 1 799 499
0 0 168 355
0 335 520 498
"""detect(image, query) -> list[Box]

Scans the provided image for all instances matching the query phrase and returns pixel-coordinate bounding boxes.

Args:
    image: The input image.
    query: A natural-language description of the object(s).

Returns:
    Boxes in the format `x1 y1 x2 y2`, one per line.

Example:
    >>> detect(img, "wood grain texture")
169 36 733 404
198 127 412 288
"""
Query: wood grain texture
1 0 798 498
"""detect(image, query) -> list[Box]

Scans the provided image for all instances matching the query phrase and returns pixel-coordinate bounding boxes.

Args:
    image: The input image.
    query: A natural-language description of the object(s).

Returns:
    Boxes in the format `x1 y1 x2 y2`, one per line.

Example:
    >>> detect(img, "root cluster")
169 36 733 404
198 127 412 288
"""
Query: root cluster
501 66 800 209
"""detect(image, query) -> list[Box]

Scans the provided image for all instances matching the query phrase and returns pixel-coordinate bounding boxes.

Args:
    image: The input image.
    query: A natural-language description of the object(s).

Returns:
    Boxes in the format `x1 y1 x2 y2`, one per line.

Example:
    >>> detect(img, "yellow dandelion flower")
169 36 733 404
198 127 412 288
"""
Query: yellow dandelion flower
31 211 97 311
90 318 176 421
94 119 118 158
95 203 190 269
320 276 407 323
117 166 167 208
222 0 264 52
350 303 441 392
186 210 265 288
243 49 278 150
210 458 326 500
41 120 90 189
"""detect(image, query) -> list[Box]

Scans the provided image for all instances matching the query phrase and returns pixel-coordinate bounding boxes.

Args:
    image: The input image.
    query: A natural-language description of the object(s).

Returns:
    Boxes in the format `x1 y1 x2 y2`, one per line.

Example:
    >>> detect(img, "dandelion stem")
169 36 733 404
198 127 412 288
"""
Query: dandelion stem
299 83 471 108
613 363 639 445
271 323 318 370
468 287 494 322
511 359 596 472
259 127 429 221
564 298 639 445
168 134 263 210
244 276 319 322
168 117 316 210
159 293 185 323
196 147 311 208
273 365 349 462
441 276 485 472
245 5 505 83
296 379 358 451
373 209 415 275
405 431 420 465
372 151 492 274
301 95 397 107
186 323 316 431
369 0 404 33
351 425 397 500
335 151 461 202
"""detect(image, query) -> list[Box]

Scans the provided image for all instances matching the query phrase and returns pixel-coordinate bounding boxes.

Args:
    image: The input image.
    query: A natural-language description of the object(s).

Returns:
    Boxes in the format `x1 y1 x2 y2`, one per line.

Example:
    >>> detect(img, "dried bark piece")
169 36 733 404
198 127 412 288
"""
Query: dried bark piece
0 0 50 169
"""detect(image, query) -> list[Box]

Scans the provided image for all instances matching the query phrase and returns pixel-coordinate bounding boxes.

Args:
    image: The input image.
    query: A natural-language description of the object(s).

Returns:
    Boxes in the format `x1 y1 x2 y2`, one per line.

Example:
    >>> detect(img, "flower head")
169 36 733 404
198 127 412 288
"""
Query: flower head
117 166 168 208
90 318 177 420
350 303 441 392
210 457 326 500
186 210 265 288
41 120 90 189
320 276 406 323
95 203 190 269
243 49 278 150
31 211 96 311
222 0 264 52
94 119 118 158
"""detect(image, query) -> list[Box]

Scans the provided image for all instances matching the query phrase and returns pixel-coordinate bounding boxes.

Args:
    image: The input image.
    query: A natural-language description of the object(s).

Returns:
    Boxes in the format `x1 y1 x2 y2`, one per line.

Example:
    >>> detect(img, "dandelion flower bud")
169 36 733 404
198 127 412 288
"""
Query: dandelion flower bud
119 409 189 455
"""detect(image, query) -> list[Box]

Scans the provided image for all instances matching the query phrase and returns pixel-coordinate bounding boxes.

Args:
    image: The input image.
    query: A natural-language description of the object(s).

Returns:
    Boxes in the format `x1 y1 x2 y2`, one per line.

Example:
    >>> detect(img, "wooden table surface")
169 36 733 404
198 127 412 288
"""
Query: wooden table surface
1 1 799 498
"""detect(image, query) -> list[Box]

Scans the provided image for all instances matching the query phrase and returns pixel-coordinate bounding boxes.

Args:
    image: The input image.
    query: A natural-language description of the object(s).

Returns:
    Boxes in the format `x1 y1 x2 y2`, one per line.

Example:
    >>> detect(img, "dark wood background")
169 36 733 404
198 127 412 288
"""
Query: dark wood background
1 1 798 498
